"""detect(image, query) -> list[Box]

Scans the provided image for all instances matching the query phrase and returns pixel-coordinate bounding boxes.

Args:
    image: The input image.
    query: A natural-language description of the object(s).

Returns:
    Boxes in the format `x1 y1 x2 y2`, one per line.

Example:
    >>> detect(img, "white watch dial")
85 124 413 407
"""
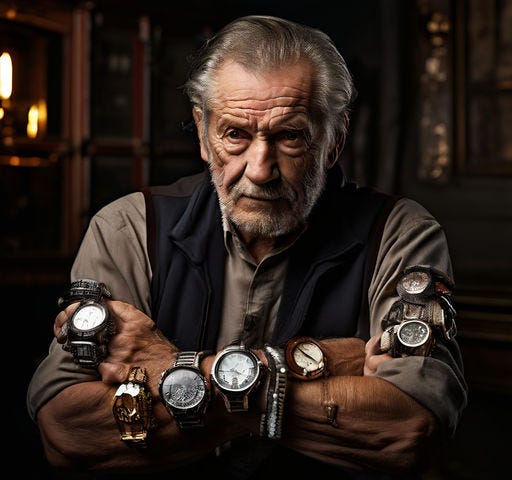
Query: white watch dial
215 351 258 391
72 304 106 330
293 342 324 373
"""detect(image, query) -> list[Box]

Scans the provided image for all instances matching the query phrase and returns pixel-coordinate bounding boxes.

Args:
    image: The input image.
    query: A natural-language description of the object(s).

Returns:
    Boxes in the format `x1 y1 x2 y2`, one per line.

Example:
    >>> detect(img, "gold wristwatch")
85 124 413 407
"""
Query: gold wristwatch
112 366 157 447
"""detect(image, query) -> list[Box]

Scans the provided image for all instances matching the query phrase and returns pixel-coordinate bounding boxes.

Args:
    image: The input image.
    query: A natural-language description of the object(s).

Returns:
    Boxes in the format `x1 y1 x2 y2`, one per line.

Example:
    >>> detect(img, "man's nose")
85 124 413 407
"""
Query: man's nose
244 139 278 184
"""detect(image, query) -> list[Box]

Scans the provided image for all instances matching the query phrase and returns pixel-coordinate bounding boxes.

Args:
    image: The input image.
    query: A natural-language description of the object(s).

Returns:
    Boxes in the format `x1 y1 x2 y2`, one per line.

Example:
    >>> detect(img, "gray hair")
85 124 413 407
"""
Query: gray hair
183 15 356 166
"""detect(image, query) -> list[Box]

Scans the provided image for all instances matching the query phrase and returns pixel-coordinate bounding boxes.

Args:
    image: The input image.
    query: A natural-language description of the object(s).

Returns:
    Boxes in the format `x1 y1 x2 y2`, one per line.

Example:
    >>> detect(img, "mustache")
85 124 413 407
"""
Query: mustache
228 178 297 203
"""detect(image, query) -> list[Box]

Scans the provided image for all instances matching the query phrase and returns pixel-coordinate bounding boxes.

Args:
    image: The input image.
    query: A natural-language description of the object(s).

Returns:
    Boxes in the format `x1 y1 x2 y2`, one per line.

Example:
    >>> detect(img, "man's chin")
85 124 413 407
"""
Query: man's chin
230 210 302 238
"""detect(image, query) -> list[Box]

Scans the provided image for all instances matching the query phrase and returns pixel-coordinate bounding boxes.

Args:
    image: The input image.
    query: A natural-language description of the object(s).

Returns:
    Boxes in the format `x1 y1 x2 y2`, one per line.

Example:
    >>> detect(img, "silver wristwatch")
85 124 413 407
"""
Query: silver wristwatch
159 351 211 429
381 319 435 357
210 344 263 413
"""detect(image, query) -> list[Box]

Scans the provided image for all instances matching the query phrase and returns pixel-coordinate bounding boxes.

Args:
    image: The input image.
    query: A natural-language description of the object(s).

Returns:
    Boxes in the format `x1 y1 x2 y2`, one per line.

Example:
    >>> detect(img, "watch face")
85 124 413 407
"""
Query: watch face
213 350 259 392
285 337 326 380
400 271 431 295
397 320 430 347
160 368 207 409
292 341 324 374
72 303 107 330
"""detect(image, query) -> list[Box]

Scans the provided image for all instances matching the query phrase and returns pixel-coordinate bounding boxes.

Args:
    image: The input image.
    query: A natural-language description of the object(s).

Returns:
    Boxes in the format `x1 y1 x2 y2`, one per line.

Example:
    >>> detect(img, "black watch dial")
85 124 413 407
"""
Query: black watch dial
397 320 430 347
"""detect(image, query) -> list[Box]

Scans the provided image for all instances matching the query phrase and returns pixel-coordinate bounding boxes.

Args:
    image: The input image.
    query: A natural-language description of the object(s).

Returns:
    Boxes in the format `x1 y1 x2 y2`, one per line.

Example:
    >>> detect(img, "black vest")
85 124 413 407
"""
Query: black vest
146 167 397 348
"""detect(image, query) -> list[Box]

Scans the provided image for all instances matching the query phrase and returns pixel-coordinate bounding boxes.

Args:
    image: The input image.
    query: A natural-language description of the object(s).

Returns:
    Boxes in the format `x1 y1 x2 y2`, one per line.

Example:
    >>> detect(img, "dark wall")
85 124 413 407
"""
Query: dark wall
9 1 511 479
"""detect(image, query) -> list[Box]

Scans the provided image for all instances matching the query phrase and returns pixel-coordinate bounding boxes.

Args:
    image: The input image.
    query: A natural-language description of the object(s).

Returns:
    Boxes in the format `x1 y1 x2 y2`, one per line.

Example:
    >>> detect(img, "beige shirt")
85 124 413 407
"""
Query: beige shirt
26 192 467 433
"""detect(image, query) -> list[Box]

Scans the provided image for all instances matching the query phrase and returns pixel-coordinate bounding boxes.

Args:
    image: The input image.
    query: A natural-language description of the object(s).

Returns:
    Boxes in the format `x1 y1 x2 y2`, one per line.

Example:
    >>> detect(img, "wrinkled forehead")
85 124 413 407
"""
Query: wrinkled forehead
209 60 314 112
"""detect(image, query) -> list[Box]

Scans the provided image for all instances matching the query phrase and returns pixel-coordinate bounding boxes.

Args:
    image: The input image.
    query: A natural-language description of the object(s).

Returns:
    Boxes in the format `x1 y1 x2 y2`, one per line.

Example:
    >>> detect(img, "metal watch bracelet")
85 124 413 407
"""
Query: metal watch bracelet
66 340 105 368
260 345 288 440
58 278 112 308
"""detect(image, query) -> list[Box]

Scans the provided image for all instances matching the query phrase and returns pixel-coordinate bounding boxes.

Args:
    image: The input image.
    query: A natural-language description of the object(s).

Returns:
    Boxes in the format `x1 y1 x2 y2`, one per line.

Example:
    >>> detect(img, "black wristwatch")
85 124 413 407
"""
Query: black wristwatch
60 278 114 368
58 278 112 308
159 351 211 429
210 344 263 413
66 298 115 368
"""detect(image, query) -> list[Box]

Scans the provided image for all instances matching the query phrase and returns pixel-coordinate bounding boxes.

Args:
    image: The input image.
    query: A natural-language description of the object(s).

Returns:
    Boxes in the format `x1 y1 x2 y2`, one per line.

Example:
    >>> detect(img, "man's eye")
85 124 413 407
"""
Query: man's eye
227 129 243 139
284 131 299 141
276 130 304 143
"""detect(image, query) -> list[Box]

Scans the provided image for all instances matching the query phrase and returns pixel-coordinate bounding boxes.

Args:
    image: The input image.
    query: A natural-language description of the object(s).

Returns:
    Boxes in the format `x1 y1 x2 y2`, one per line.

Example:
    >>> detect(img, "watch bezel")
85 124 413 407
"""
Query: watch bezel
211 347 261 393
396 267 436 304
396 319 431 348
68 300 110 339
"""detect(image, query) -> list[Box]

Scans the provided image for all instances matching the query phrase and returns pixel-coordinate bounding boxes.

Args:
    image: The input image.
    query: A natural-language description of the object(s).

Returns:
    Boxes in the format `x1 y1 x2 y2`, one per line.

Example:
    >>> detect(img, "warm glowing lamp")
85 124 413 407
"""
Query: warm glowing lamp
0 52 13 100
27 104 39 138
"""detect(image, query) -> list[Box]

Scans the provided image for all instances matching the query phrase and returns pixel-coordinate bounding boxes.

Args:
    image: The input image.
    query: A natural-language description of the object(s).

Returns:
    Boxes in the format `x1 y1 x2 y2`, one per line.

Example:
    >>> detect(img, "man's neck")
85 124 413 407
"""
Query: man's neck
236 225 306 264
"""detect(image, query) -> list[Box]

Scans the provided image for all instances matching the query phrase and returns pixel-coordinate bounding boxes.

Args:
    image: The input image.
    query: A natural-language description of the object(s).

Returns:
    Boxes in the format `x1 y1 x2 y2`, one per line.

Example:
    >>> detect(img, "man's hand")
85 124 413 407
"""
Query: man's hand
53 302 79 344
54 299 178 395
364 334 394 376
98 301 178 394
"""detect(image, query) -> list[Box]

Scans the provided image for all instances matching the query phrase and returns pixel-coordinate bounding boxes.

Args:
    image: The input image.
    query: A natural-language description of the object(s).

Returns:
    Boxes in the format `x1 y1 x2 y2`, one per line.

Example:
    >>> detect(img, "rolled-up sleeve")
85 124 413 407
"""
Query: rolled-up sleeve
368 198 468 435
26 192 151 422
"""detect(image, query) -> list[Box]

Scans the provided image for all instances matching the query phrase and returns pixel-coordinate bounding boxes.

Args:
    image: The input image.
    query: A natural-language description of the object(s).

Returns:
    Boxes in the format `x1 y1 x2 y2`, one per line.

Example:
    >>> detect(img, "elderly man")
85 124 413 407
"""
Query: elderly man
27 15 467 479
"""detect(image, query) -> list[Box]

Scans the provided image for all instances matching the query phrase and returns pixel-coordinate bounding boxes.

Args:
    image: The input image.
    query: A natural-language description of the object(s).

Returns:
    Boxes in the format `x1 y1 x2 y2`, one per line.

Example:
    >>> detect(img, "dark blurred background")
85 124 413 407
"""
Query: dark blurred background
1 0 511 478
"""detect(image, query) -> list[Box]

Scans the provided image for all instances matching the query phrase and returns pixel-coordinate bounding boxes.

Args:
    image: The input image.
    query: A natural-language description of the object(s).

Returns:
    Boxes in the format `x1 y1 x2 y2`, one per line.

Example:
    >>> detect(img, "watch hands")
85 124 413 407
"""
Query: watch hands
297 345 318 362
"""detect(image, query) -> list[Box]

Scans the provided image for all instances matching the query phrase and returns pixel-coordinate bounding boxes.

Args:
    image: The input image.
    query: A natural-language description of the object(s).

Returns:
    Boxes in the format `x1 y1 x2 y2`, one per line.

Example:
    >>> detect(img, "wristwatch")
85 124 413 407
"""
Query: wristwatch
112 366 156 447
210 344 263 413
284 336 327 380
159 351 211 429
380 319 435 357
66 298 115 368
396 265 454 305
382 296 457 343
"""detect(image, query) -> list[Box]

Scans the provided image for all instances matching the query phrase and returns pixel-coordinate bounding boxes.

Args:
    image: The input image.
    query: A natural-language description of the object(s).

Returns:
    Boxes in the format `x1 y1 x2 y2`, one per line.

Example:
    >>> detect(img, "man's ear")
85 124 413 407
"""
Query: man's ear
192 107 208 162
